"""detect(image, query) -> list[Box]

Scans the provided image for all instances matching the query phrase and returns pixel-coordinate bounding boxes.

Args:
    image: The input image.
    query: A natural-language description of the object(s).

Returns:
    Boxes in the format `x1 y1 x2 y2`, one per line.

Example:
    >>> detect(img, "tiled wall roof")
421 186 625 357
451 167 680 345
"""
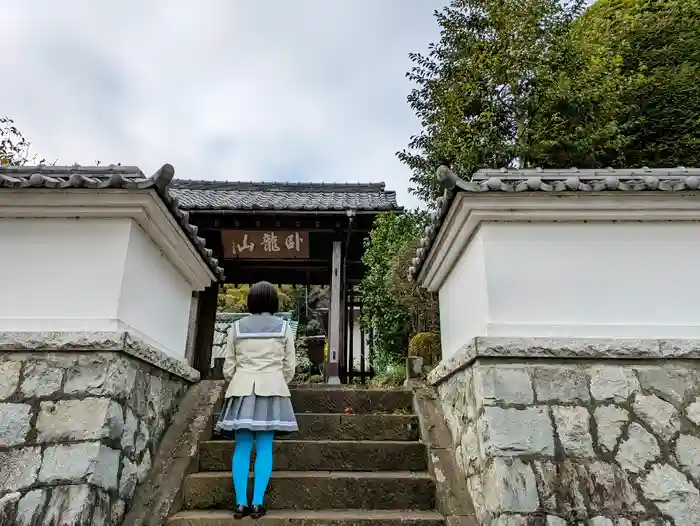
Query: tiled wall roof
409 166 700 282
0 164 225 280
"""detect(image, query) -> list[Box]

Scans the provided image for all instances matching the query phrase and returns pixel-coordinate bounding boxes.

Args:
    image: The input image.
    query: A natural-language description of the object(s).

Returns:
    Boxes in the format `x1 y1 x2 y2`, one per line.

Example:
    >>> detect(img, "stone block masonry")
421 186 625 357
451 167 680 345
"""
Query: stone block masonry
430 337 700 525
0 331 197 526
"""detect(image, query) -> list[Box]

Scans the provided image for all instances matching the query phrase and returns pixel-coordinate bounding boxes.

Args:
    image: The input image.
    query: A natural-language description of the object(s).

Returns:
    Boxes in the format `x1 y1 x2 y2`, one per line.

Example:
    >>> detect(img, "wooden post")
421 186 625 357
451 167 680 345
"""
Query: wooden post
192 284 219 379
326 241 342 384
184 292 199 366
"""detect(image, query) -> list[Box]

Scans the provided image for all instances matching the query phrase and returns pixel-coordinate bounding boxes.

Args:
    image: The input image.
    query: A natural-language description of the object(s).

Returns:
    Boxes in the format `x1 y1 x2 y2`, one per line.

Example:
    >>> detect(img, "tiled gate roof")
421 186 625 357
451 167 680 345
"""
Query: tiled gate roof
170 180 399 212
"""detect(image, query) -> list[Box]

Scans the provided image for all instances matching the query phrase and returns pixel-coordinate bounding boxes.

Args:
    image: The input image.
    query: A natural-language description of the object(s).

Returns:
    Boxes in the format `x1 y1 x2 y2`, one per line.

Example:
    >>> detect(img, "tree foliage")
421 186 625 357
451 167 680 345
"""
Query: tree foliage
0 117 47 166
359 211 435 371
388 238 439 335
524 6 632 168
525 0 700 167
571 0 700 167
217 284 296 313
305 319 324 336
409 332 441 367
399 0 585 204
400 0 700 205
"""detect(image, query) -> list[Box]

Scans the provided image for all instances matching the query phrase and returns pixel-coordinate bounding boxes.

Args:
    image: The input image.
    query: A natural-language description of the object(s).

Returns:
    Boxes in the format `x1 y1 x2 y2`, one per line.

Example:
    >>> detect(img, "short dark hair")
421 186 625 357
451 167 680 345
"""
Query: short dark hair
247 281 279 314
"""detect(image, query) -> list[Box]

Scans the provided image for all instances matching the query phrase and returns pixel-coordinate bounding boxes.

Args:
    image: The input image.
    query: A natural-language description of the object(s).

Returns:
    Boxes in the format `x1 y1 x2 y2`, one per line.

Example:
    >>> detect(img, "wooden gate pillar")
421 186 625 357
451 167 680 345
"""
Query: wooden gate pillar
192 284 219 379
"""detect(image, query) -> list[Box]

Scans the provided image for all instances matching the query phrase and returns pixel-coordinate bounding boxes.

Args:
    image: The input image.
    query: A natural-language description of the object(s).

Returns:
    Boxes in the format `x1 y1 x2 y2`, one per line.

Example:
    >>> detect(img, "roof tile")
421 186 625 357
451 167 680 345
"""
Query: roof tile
0 164 225 281
170 180 398 211
410 166 700 281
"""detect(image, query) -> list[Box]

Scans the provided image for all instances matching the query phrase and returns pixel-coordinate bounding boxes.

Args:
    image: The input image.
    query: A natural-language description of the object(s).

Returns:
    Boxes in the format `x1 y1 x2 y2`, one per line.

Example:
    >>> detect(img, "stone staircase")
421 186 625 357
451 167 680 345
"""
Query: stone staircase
167 387 444 525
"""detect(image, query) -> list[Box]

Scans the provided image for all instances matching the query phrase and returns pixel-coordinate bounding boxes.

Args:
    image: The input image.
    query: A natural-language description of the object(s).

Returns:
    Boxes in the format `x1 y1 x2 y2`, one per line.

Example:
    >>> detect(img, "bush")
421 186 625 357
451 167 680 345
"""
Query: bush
408 332 441 366
369 363 406 388
217 284 298 313
305 319 324 336
360 211 434 366
292 335 312 384
389 241 439 335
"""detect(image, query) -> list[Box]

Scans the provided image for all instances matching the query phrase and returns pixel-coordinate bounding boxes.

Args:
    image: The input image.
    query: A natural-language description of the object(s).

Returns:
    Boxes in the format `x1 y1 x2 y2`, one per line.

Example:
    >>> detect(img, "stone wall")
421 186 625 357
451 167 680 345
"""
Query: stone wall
430 337 700 525
0 332 197 526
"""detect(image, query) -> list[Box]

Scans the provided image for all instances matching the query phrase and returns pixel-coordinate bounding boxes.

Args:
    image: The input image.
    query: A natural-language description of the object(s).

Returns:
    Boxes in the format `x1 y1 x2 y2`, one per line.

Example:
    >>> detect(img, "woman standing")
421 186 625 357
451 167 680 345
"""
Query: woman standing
215 281 298 519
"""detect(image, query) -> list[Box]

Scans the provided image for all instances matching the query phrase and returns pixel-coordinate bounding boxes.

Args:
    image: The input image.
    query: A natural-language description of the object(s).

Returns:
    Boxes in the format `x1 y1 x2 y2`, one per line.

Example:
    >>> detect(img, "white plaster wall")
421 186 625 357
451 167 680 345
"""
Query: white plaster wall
439 231 489 359
0 217 197 360
0 218 130 331
118 221 194 359
439 221 700 350
346 311 370 371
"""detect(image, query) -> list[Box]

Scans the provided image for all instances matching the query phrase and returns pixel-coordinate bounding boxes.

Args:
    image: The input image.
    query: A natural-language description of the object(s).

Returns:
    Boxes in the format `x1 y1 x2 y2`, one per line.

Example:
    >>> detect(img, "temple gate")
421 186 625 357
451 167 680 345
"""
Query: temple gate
171 180 400 384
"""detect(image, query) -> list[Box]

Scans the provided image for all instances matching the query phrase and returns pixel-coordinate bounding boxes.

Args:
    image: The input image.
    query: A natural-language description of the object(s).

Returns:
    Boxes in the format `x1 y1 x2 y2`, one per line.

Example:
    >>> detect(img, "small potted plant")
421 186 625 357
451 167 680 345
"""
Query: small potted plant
304 319 326 366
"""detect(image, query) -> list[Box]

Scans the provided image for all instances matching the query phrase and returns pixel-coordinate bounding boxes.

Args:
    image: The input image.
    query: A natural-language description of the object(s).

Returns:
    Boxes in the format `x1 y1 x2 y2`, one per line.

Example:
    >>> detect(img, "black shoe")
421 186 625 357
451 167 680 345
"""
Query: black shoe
250 505 266 519
233 505 250 519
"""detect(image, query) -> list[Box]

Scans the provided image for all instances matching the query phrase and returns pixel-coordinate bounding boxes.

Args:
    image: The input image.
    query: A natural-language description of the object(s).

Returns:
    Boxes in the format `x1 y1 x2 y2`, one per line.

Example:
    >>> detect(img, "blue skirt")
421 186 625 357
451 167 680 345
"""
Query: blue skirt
215 392 298 436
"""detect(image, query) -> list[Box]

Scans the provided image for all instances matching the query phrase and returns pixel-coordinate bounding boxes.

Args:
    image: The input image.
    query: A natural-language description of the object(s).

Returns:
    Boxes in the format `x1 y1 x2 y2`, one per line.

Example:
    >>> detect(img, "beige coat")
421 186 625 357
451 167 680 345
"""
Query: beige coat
222 318 296 398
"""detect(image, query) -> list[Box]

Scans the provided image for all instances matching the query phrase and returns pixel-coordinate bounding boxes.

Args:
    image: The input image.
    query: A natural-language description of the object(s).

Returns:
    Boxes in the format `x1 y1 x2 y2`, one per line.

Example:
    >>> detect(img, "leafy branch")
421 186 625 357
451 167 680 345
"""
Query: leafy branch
0 117 52 166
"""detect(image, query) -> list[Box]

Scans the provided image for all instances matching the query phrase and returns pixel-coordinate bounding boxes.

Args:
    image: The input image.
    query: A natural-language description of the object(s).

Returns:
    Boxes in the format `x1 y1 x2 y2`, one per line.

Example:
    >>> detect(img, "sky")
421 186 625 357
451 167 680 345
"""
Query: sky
1 1 446 210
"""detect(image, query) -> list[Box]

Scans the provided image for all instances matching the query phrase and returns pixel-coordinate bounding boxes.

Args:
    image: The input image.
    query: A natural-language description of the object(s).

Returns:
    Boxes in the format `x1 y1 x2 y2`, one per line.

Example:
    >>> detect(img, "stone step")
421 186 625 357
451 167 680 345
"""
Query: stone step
168 509 445 525
198 440 428 472
213 413 420 442
183 471 436 511
289 388 413 414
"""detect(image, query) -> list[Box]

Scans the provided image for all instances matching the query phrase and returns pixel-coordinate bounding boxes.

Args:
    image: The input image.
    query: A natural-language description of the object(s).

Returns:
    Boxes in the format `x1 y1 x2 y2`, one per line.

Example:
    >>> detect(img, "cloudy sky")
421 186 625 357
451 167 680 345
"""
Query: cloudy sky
1 1 446 209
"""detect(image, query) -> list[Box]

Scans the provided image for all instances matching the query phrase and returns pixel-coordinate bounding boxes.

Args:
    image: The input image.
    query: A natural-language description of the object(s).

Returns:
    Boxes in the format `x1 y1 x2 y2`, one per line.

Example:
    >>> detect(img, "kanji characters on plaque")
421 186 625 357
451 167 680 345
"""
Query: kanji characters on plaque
222 230 309 259
232 233 255 255
285 232 303 252
262 232 281 252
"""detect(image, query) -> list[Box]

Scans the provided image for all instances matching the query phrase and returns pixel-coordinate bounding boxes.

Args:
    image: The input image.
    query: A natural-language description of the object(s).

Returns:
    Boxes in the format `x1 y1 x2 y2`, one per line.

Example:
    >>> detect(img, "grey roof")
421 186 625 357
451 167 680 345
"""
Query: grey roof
0 164 225 281
409 166 700 282
170 180 399 212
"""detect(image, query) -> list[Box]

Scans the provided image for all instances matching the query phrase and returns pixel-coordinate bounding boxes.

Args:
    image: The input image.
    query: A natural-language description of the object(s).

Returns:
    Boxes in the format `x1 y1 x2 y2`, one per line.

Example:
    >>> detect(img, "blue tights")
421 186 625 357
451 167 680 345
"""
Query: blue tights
232 430 274 506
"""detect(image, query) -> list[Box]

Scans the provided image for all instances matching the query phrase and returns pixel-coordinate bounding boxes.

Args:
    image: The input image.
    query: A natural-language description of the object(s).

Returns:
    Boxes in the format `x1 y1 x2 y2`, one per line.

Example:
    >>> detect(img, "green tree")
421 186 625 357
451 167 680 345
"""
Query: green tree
524 5 632 168
399 0 584 205
217 284 296 313
401 0 700 204
276 285 299 314
1 117 47 166
359 211 432 371
569 0 700 167
388 238 439 336
217 284 250 312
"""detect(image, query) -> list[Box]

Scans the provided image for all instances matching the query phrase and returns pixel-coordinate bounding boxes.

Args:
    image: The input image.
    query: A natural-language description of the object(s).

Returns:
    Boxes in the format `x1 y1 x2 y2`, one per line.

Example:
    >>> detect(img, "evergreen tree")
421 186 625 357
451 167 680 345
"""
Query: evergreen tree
399 0 584 205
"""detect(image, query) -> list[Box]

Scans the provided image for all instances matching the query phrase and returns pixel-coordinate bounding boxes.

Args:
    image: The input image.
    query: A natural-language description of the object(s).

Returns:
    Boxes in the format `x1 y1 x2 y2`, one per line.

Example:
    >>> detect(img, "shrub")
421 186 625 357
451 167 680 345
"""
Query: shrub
369 363 406 388
305 319 324 336
408 332 441 366
360 211 434 366
389 241 439 335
